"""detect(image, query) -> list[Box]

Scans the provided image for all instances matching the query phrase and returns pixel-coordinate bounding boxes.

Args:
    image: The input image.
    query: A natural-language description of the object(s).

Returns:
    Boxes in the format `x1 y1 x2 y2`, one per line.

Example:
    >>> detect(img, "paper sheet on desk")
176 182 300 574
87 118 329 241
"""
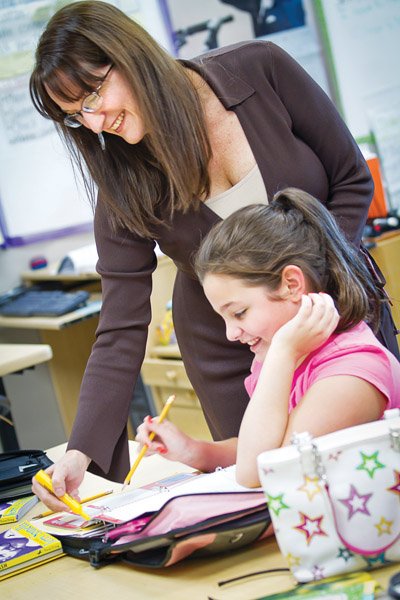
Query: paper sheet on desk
58 244 98 274
37 467 262 531
85 466 260 524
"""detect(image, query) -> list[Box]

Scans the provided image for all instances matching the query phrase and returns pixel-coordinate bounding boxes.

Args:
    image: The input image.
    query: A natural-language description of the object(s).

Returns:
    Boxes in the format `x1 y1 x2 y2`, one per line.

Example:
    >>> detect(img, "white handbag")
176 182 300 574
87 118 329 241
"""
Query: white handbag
257 409 400 583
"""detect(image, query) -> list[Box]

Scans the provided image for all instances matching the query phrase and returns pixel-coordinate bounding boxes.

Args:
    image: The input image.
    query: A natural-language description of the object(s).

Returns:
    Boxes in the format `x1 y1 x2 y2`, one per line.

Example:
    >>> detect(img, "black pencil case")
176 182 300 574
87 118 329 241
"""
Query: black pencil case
0 449 53 501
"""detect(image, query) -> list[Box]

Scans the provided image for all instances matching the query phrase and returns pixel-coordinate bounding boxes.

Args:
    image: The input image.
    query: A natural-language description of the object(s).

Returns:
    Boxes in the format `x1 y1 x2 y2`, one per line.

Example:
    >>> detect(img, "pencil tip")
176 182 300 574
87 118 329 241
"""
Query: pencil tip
81 511 92 521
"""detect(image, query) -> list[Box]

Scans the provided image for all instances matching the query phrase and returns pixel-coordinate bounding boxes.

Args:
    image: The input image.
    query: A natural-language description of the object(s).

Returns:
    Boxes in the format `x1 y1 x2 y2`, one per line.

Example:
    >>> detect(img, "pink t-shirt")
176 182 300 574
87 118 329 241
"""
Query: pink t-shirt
244 321 400 412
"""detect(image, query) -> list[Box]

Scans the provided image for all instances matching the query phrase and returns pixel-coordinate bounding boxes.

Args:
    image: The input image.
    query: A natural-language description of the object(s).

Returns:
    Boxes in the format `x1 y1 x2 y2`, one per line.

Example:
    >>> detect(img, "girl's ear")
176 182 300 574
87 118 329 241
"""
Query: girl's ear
280 265 307 301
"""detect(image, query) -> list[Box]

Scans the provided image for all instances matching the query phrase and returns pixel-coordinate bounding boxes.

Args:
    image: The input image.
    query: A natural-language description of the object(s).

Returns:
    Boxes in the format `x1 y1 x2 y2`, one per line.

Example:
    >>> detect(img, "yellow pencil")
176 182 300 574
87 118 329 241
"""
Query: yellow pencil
32 489 114 520
34 470 91 520
122 394 175 490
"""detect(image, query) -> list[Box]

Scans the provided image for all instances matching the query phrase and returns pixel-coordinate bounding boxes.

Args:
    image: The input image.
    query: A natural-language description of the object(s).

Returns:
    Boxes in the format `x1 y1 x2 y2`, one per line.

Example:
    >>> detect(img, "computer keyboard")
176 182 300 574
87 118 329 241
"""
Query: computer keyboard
0 289 90 317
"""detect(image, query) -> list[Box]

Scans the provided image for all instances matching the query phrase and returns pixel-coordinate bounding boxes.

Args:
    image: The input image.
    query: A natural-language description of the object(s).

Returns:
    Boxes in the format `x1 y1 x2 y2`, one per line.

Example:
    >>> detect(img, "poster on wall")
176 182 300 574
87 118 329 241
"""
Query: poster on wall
0 0 173 246
163 0 331 96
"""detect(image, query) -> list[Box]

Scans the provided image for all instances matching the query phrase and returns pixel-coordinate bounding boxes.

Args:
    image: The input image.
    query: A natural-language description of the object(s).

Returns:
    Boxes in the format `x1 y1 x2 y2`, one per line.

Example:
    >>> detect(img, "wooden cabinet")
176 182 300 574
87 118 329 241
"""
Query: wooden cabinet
143 256 211 441
141 358 210 439
142 358 193 390
369 231 400 342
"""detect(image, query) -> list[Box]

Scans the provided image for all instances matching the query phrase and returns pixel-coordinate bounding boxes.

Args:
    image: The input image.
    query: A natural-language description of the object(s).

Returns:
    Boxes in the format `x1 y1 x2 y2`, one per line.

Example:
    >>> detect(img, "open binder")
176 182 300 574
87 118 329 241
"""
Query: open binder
59 491 270 568
33 466 272 568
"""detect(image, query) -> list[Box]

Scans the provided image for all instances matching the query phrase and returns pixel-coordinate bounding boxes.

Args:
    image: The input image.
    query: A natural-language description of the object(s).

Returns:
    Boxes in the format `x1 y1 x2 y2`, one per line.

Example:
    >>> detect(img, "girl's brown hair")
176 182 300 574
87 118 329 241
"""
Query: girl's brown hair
30 1 211 237
195 188 381 332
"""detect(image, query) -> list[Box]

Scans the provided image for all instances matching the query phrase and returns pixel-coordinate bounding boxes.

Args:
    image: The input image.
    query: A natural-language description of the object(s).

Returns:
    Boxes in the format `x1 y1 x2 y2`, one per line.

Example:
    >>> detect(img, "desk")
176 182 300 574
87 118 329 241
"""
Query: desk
0 300 101 443
0 343 52 377
0 344 55 449
2 258 180 445
20 258 211 442
1 442 399 600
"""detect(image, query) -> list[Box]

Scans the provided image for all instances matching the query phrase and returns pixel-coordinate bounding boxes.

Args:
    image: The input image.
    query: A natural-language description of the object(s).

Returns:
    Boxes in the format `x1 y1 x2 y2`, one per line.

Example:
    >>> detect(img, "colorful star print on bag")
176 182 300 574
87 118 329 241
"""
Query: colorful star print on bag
257 409 400 583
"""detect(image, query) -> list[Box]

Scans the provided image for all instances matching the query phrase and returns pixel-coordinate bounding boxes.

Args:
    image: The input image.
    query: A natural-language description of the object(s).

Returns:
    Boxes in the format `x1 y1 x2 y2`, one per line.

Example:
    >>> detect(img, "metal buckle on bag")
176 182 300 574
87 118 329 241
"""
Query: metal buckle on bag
291 432 326 482
18 464 39 472
311 444 327 483
383 409 400 451
389 427 400 452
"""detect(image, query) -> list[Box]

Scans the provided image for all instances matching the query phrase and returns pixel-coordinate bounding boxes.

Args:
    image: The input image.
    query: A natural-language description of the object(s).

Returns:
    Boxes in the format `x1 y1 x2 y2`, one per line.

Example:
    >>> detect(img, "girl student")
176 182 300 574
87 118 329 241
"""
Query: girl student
136 188 400 487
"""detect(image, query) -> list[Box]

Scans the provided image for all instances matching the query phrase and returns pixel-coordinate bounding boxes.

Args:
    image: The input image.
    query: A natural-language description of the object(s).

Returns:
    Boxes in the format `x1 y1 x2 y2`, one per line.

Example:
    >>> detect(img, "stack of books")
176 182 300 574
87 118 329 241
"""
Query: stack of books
0 496 39 525
0 520 63 581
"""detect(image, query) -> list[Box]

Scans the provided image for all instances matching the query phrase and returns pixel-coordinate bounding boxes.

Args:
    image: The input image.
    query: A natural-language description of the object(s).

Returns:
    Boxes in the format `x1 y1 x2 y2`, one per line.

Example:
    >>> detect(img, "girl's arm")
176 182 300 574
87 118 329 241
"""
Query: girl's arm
237 294 388 488
236 293 340 487
135 417 237 472
282 375 386 447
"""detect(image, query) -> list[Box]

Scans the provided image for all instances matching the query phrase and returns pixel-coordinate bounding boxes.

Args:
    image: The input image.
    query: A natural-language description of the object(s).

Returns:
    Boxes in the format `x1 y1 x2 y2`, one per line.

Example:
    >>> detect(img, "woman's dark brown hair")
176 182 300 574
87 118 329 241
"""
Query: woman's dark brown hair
30 1 211 237
195 188 381 332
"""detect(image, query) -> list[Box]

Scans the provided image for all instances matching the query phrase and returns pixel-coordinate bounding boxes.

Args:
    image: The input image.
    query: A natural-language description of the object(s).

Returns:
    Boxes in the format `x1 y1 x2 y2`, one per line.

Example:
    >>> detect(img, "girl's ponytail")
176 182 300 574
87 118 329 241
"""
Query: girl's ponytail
272 188 380 331
195 187 381 332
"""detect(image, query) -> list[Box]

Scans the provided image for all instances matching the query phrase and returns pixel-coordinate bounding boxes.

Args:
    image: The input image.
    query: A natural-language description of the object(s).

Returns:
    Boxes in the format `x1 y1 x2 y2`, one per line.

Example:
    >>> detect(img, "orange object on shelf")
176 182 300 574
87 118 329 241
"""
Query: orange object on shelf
366 155 389 219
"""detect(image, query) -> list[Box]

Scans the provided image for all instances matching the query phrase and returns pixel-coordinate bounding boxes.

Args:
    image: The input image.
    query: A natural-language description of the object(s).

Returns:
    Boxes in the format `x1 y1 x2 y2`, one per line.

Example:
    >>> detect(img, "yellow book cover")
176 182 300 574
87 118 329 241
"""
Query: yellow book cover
0 520 63 581
0 496 39 524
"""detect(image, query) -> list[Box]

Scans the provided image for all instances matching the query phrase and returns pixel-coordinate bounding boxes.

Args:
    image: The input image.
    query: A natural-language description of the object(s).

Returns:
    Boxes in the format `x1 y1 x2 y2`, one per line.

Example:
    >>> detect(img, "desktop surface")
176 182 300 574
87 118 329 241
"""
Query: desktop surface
0 344 52 377
1 442 399 600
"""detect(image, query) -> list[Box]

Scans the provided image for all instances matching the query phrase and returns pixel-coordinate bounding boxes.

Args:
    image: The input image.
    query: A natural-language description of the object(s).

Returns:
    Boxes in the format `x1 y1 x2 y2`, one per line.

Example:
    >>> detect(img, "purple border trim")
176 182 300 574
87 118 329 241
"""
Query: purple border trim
3 222 94 248
0 190 93 248
0 198 9 248
158 0 177 56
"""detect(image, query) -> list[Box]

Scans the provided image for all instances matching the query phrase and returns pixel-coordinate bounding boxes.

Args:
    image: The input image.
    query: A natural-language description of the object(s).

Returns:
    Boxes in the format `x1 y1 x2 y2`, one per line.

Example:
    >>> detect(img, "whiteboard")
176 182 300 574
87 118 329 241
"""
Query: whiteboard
0 0 173 246
315 0 400 141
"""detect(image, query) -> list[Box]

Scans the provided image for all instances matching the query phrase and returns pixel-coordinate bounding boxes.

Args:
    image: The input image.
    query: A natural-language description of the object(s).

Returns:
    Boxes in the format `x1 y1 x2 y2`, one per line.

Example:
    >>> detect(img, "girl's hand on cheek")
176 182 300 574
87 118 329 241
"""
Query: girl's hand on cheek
271 293 339 361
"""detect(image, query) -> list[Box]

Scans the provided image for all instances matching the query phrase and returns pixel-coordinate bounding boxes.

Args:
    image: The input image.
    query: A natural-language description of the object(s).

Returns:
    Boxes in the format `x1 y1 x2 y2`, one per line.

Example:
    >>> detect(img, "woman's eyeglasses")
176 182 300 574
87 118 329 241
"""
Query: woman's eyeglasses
63 64 113 128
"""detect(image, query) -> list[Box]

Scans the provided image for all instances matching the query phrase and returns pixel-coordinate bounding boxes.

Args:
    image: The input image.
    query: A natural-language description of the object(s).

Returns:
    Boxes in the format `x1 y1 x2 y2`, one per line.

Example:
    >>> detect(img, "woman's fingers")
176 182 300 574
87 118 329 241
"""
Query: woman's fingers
31 450 89 511
31 467 69 513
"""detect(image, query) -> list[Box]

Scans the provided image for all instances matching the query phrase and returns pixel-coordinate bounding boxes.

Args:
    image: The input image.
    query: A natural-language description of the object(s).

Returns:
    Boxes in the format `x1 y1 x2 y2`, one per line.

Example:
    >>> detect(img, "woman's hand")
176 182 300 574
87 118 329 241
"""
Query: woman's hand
271 293 340 362
31 449 91 512
135 417 199 465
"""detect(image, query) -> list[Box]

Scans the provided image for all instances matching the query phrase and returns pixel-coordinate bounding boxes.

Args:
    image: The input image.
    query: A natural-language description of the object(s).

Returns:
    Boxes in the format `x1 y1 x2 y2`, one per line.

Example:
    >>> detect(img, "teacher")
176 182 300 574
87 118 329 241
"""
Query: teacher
30 1 398 508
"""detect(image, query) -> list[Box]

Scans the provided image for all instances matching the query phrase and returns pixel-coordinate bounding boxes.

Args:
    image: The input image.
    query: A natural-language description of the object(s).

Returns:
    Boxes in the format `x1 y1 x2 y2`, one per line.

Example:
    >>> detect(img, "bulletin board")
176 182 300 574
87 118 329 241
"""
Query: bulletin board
0 0 173 247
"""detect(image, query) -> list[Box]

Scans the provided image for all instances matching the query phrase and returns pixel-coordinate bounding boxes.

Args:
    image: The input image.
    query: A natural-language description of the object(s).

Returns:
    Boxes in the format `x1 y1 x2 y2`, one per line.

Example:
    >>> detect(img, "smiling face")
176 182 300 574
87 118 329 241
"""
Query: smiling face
203 273 301 361
46 66 147 145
